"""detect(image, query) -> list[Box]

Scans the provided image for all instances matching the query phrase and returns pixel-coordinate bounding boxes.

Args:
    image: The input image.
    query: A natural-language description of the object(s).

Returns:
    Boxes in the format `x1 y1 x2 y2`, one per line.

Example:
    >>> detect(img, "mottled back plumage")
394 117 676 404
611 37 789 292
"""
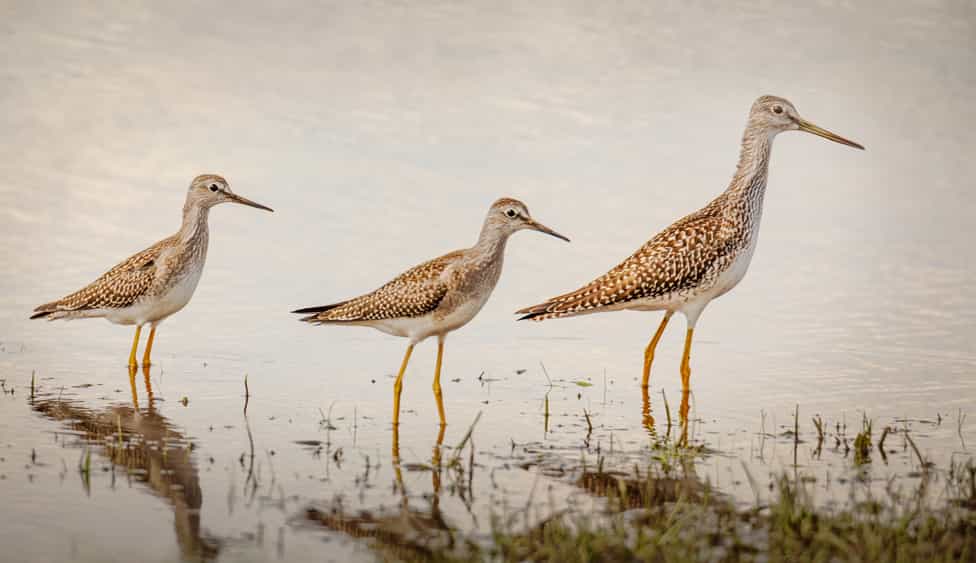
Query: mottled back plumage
517 206 742 320
294 250 463 323
31 236 179 319
293 197 568 342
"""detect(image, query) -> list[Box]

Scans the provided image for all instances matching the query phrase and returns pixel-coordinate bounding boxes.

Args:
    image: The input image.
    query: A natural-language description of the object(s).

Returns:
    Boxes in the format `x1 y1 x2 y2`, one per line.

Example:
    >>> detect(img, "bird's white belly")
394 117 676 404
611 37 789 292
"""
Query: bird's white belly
369 315 438 340
106 268 203 326
368 295 487 343
710 237 758 299
436 296 487 333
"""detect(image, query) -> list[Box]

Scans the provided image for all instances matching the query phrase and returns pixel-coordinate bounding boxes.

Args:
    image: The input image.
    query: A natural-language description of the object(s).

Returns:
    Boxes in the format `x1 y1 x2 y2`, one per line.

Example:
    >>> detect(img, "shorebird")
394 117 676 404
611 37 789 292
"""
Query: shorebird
517 96 863 392
292 198 568 426
31 174 273 368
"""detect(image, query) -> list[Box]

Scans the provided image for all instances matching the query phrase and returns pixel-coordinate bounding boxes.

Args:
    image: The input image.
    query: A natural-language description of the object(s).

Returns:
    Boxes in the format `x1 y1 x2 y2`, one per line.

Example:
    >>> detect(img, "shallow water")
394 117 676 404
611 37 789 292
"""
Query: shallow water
1 1 974 561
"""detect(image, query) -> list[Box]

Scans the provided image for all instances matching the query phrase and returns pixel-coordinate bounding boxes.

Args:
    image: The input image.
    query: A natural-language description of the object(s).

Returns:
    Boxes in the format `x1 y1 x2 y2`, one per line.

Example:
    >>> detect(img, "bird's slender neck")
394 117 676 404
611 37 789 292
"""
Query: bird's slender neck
179 200 211 243
473 223 510 259
725 122 774 204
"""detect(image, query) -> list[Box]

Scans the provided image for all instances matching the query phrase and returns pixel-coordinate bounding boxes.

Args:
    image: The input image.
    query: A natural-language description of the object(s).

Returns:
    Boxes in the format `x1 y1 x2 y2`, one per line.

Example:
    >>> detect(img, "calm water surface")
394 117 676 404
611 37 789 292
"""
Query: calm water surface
1 2 974 561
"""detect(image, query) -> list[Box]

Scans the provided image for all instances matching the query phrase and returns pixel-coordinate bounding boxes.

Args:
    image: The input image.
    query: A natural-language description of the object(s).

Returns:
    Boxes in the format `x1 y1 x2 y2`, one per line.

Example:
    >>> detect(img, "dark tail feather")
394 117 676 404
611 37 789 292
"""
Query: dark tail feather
516 310 548 321
292 301 348 324
514 301 557 321
30 300 61 319
291 302 344 314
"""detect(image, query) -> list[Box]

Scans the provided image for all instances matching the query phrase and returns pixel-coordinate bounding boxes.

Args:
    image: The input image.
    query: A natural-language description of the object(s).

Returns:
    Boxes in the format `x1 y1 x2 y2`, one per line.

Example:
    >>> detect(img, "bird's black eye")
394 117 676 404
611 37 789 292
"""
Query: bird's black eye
772 105 783 115
505 209 518 218
209 184 219 192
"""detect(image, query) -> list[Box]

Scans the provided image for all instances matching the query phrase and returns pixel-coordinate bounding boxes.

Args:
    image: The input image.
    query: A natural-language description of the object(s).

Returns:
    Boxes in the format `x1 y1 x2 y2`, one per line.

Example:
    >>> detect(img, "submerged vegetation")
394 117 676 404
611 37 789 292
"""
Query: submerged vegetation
302 409 976 563
308 456 976 562
487 464 976 562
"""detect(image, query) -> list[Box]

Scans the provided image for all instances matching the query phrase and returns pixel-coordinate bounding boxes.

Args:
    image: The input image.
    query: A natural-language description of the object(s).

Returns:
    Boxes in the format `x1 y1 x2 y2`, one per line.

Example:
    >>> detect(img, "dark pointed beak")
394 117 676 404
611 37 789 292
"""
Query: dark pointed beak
527 219 570 242
227 192 274 212
796 118 865 150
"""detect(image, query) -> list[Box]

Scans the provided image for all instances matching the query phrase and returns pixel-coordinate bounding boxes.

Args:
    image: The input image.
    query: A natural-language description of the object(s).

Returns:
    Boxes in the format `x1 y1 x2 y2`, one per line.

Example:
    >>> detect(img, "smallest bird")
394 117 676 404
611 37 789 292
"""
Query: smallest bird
31 174 273 368
292 197 569 427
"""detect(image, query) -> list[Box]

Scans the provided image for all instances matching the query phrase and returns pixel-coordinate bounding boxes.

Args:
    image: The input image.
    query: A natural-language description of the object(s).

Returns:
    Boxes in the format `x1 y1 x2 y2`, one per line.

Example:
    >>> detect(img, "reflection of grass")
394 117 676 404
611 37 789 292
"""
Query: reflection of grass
305 408 975 562
477 413 975 562
310 457 976 562
487 465 976 562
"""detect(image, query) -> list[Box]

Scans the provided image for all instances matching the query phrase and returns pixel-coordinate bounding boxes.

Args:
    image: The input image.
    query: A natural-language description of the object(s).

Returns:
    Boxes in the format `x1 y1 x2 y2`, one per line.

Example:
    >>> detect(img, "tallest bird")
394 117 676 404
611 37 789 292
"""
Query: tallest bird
517 96 864 391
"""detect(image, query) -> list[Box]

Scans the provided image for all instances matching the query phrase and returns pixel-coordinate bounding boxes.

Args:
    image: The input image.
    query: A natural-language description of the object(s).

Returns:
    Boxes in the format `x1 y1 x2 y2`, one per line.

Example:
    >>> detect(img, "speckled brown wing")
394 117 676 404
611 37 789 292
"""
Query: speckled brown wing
31 238 171 318
293 250 465 324
517 211 737 320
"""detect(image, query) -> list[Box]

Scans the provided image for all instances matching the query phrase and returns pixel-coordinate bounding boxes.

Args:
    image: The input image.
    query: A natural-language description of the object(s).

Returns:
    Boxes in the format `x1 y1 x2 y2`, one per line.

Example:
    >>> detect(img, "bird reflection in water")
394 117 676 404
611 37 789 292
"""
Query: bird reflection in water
392 423 447 506
31 366 220 561
641 387 692 446
306 424 477 560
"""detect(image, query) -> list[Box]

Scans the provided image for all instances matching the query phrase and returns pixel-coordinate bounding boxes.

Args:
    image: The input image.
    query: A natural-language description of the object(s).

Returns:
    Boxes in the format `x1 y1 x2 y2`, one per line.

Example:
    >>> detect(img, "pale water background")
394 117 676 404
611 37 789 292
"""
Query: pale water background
1 1 974 562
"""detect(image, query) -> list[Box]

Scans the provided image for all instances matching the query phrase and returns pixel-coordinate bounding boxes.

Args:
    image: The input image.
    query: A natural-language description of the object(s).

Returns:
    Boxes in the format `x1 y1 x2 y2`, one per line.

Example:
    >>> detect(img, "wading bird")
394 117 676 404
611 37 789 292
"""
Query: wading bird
292 198 568 427
31 174 273 368
517 96 863 392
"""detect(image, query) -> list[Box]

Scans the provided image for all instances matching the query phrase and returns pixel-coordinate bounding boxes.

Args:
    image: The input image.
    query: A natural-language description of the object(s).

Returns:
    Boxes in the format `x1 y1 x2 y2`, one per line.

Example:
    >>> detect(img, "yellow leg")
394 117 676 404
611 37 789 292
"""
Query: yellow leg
392 423 401 463
679 327 694 391
642 311 673 388
141 326 156 367
678 389 691 447
641 385 655 434
392 344 414 427
432 337 447 426
127 326 142 369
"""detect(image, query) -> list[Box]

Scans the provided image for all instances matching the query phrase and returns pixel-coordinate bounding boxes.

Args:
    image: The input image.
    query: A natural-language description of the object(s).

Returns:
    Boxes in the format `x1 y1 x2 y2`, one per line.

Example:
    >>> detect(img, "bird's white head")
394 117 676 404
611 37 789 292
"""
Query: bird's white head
185 174 274 212
749 95 864 150
480 197 570 243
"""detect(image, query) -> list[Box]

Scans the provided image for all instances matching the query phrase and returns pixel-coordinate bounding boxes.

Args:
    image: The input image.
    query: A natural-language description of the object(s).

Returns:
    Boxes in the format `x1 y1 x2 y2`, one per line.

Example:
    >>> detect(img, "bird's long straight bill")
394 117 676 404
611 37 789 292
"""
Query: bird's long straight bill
228 193 274 212
797 119 865 150
529 220 570 242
